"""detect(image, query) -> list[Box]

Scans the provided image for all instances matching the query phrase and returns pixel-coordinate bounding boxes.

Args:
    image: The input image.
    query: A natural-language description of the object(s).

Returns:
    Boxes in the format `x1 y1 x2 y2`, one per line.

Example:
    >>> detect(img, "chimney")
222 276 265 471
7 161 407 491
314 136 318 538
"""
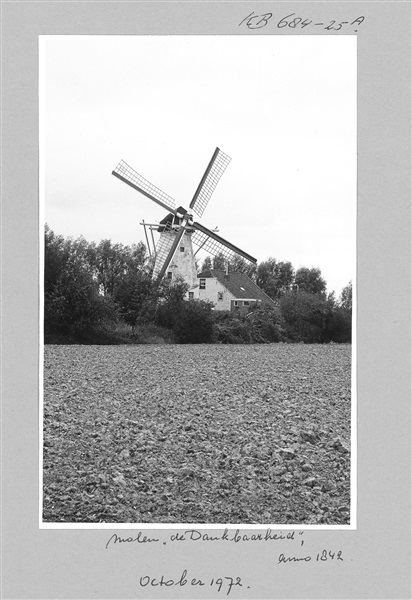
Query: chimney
224 261 229 279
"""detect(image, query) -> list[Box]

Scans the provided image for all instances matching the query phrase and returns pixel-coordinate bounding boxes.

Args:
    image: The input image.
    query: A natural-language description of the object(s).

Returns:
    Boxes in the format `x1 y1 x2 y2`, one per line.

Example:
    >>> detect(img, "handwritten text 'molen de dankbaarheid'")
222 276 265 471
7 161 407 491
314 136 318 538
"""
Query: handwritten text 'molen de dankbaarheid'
106 528 297 549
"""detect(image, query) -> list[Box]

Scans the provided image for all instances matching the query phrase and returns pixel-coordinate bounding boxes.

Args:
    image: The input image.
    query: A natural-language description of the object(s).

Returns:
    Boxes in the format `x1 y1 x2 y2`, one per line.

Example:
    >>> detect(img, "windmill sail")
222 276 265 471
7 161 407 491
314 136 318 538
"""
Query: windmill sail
155 222 188 280
189 148 231 217
112 160 176 214
152 222 177 279
192 221 257 271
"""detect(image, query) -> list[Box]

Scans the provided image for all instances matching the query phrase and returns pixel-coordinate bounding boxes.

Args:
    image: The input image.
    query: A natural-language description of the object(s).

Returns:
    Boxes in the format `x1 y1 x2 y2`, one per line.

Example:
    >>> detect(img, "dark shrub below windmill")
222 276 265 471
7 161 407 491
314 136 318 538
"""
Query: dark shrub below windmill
173 300 215 344
213 306 285 344
245 305 286 343
213 311 252 344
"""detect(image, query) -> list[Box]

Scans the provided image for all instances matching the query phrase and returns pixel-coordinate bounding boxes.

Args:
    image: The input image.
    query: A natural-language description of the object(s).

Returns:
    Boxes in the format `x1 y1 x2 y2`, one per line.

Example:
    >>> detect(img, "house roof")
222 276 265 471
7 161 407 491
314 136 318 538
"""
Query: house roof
197 270 276 306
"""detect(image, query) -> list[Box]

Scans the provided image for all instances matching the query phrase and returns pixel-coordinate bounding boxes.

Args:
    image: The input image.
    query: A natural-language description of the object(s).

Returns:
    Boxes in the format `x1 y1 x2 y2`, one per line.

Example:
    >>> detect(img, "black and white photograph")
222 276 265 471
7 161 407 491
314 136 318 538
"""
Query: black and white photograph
40 35 356 527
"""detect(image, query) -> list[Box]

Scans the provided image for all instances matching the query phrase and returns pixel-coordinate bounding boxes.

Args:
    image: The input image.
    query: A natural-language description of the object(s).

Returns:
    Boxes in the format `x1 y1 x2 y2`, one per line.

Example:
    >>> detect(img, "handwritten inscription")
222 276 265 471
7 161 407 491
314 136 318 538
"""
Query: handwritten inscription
239 12 365 32
105 530 346 593
139 570 245 596
106 528 299 548
278 549 343 564
105 530 346 571
106 532 159 548
171 528 297 543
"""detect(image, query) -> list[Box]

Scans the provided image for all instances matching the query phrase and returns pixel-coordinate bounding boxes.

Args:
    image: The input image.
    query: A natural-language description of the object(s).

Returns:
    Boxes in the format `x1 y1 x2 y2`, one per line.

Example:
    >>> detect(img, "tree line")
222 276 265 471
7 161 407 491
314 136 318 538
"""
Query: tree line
44 225 352 345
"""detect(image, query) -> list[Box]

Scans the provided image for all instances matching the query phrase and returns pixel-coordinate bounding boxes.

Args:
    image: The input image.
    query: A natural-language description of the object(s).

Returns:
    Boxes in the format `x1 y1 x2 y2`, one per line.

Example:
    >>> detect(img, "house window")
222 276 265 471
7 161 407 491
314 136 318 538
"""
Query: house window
199 278 206 289
234 301 239 307
243 301 250 306
179 246 185 252
188 292 194 299
218 292 223 301
167 272 172 279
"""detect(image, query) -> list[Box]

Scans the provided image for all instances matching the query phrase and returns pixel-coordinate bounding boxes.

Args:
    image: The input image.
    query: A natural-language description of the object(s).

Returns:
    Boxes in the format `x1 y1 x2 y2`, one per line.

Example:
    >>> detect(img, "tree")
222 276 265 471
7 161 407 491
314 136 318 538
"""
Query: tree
114 269 159 332
153 277 216 343
44 226 117 338
280 290 328 343
201 256 213 272
294 267 326 295
228 255 247 272
212 252 226 271
44 225 67 297
340 281 352 312
93 239 147 298
324 306 352 343
256 258 294 299
323 281 352 343
155 278 189 330
203 253 255 276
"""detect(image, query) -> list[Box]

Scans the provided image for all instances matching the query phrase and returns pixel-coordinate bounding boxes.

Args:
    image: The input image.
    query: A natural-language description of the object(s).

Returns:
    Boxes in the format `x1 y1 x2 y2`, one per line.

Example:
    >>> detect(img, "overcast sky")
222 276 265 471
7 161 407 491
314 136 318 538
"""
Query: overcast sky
41 35 356 295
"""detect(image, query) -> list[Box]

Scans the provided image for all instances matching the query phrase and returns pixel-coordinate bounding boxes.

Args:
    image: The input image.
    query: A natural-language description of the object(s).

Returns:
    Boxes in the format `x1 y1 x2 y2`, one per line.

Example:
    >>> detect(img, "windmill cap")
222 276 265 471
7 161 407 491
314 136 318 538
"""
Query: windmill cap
176 206 188 217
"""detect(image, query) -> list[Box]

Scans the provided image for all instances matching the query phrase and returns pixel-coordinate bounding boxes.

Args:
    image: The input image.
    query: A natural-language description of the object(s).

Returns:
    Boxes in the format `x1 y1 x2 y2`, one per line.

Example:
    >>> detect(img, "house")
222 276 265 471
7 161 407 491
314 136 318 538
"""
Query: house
196 270 276 313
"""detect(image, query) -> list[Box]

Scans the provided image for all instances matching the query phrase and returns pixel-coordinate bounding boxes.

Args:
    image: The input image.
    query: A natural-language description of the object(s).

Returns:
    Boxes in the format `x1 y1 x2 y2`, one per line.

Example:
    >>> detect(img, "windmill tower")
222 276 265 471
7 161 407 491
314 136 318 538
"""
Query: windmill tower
151 212 198 289
112 147 257 291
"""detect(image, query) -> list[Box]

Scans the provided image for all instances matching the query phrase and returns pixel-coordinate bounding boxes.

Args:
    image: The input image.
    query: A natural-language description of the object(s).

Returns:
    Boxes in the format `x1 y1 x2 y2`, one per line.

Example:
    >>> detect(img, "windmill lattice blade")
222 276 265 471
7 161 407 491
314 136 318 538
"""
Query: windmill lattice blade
192 222 257 271
156 223 188 280
113 160 176 213
189 148 231 217
152 222 176 279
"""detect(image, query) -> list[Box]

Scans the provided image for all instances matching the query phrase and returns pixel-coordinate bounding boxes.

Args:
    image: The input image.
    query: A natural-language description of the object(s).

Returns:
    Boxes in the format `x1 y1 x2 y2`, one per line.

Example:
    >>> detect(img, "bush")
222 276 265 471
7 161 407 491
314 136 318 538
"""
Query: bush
155 280 214 344
173 300 215 343
213 311 252 344
155 279 188 330
45 263 118 338
279 290 352 344
279 291 328 343
114 270 159 331
324 306 352 343
212 306 285 344
130 323 176 344
245 305 286 343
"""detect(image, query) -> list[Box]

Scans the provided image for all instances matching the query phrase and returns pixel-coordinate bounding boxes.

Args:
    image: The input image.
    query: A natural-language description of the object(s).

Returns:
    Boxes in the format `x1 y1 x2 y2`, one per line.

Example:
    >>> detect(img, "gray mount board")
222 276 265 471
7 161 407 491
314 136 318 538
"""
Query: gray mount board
1 1 411 599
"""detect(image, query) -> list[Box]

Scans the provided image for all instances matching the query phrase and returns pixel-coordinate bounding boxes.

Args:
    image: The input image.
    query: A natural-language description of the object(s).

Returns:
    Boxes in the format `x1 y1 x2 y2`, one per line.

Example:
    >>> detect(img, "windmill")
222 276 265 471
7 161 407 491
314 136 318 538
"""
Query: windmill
112 148 257 290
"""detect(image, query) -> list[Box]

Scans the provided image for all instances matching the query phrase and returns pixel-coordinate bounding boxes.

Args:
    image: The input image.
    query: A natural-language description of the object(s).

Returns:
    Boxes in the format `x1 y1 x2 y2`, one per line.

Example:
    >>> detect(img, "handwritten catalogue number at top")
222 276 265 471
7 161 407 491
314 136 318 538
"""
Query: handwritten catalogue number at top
239 12 365 32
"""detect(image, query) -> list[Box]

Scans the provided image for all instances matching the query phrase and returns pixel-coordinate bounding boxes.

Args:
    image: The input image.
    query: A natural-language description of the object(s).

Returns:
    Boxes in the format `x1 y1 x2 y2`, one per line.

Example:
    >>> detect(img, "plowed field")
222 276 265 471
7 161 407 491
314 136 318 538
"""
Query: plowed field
43 344 352 525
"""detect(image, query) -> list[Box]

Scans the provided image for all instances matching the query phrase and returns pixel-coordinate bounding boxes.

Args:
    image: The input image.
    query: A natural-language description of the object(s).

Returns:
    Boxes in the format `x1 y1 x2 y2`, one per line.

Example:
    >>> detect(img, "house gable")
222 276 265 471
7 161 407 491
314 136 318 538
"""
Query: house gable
197 270 276 311
197 271 235 310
